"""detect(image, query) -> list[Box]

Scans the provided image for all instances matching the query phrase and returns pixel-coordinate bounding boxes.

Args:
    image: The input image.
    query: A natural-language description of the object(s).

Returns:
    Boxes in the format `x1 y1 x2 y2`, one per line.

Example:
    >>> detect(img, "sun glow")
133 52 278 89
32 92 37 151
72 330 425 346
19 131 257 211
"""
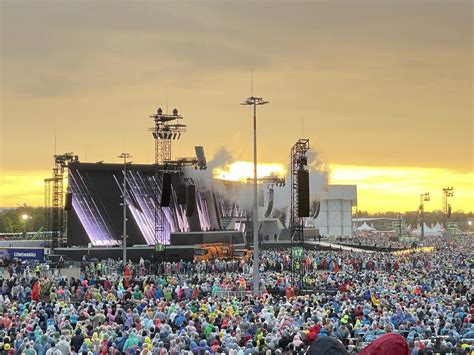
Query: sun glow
330 164 474 212
213 161 286 183
1 165 472 213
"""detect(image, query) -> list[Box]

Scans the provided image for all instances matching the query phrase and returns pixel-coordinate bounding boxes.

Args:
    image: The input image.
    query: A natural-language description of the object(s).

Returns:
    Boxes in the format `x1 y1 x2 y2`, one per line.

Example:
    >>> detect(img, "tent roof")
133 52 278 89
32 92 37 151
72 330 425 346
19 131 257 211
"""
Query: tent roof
357 222 376 231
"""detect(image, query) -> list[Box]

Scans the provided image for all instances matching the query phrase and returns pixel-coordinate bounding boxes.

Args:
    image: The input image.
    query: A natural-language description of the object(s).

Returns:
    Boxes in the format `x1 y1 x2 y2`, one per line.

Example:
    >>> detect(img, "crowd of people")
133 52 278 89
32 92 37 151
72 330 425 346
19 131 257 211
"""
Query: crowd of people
0 235 472 354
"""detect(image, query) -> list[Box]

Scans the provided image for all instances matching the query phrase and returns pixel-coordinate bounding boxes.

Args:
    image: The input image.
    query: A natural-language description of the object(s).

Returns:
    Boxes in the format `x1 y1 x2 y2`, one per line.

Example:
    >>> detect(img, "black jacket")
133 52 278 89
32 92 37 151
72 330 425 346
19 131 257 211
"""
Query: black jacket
307 337 348 355
70 334 84 353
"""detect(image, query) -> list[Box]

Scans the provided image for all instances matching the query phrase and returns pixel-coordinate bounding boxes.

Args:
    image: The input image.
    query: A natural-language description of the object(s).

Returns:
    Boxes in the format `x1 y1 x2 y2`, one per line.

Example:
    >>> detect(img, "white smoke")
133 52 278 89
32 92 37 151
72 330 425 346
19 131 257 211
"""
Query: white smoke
186 146 328 224
184 147 255 210
306 150 329 203
184 146 230 190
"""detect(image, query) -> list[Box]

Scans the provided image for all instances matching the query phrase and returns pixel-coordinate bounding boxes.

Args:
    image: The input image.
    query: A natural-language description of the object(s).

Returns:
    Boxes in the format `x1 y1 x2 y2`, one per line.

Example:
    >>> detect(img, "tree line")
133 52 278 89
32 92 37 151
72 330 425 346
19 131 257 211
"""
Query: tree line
0 205 47 233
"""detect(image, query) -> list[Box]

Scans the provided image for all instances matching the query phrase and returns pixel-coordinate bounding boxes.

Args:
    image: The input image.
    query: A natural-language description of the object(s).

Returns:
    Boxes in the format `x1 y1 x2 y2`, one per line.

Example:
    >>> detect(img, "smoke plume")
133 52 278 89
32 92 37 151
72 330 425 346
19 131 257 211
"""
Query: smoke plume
186 146 328 225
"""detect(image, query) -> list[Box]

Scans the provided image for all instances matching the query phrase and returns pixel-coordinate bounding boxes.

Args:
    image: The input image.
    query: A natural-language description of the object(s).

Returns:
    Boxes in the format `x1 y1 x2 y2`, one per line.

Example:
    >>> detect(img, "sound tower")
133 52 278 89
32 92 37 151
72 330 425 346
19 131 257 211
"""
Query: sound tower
177 184 186 205
297 169 310 217
186 184 196 217
160 173 172 207
64 192 73 211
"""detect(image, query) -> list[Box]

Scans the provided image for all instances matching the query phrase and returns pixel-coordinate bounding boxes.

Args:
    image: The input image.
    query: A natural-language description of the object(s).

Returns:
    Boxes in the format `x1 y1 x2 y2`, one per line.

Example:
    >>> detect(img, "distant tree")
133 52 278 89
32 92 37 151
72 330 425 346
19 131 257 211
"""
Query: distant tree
0 205 47 232
0 216 14 233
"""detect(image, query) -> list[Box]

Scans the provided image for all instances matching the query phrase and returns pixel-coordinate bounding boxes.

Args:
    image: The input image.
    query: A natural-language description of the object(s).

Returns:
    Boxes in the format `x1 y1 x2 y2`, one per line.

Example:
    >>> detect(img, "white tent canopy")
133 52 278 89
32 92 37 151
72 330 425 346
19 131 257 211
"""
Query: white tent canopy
412 223 443 237
356 222 376 231
433 222 443 232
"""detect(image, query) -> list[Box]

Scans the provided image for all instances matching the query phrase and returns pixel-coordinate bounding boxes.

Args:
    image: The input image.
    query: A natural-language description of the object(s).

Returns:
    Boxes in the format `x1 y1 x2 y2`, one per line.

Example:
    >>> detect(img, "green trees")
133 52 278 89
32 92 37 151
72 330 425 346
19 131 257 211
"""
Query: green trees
0 205 46 233
0 216 14 232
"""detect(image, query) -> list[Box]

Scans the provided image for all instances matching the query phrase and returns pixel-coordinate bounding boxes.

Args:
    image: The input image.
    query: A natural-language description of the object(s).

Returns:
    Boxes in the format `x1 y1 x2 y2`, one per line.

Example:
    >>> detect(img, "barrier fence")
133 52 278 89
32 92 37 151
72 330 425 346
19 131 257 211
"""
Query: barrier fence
0 231 54 240
211 289 253 299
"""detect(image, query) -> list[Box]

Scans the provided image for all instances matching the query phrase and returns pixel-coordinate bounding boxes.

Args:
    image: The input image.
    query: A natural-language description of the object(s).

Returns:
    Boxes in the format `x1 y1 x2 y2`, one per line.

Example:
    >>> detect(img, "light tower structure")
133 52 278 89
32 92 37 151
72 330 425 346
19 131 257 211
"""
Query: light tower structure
240 96 269 296
149 107 186 165
419 192 430 238
44 152 79 248
290 138 310 289
148 107 187 245
442 187 454 228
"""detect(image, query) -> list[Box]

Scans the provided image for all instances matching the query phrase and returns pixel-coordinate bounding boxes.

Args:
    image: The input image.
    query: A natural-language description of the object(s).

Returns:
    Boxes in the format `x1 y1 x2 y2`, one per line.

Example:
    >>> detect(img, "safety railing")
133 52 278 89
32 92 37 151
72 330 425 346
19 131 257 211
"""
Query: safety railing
211 289 252 299
0 231 54 240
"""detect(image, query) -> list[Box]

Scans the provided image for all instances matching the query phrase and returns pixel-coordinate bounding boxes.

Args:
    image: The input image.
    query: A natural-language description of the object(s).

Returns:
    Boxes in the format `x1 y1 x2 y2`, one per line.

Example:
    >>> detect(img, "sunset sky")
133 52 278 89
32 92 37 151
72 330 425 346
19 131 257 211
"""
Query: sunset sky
0 1 472 212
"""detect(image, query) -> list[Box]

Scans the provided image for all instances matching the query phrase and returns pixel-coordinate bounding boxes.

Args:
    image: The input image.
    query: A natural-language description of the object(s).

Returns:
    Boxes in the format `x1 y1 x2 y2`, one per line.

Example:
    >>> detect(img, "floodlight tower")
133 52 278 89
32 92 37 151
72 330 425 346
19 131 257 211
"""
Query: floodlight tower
149 107 187 164
44 152 79 248
419 192 430 238
148 107 187 245
442 187 454 228
241 96 269 296
290 139 310 289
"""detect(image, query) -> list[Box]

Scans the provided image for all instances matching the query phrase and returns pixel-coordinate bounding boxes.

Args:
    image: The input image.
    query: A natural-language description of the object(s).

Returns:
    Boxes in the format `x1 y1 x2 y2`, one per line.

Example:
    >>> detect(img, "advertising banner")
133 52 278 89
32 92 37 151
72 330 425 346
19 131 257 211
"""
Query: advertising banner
0 248 45 261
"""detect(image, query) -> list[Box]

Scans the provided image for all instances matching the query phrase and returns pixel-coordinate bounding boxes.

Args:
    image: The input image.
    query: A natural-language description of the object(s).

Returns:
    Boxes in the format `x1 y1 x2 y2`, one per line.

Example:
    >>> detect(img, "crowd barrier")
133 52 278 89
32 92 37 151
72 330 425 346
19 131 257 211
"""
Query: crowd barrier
0 231 54 240
211 289 252 299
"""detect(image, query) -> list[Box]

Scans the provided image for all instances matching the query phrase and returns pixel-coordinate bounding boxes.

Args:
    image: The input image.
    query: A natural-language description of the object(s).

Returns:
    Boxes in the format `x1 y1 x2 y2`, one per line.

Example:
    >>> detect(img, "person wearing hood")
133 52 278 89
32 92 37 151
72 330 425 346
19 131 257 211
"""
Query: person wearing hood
307 336 348 355
291 334 304 349
71 328 84 353
56 335 71 354
44 341 61 355
123 332 139 353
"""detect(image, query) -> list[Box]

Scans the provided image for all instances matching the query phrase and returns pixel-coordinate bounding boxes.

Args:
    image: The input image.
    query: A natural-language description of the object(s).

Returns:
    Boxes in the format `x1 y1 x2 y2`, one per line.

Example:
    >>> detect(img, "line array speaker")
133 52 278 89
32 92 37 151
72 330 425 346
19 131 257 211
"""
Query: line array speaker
160 173 172 207
177 184 186 205
297 169 310 217
64 192 73 211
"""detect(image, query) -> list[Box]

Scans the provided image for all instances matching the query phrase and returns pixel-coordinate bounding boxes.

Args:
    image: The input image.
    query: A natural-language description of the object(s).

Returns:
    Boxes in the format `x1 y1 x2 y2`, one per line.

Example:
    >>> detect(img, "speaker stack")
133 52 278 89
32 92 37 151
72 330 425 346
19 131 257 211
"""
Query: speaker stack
64 192 73 211
297 169 310 217
160 173 172 207
177 184 186 205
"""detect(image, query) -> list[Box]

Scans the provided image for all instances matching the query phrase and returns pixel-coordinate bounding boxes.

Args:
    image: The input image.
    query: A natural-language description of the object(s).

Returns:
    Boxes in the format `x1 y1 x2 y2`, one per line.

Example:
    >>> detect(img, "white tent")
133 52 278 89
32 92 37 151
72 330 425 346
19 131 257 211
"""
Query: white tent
356 222 376 231
433 222 443 232
412 223 442 237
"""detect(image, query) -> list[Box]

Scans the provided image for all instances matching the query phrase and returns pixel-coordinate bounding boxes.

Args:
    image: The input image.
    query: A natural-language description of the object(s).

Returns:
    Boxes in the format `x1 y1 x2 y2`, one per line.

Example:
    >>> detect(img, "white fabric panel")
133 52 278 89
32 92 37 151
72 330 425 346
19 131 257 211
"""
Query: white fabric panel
328 200 341 212
329 226 342 236
319 226 329 235
342 211 352 225
260 220 281 239
327 212 340 226
311 185 356 237
342 200 352 212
